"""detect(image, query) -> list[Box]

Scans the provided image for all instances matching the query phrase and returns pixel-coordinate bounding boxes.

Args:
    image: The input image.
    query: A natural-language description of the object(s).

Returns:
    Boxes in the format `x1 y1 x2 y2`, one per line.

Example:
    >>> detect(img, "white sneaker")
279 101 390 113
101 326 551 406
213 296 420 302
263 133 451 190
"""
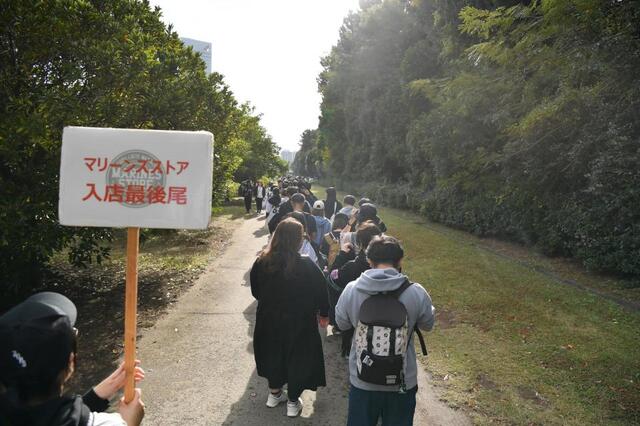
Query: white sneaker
266 391 288 408
287 398 303 417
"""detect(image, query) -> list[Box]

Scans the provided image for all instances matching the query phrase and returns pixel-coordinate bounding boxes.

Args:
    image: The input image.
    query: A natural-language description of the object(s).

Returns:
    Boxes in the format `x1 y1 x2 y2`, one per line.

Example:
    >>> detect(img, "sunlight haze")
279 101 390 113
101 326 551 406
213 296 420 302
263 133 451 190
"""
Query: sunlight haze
150 0 360 151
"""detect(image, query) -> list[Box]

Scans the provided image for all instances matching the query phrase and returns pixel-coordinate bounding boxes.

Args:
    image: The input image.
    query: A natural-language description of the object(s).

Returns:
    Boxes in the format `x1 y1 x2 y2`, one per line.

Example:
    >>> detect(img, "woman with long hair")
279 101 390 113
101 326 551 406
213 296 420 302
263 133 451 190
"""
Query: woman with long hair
287 211 321 265
250 218 330 418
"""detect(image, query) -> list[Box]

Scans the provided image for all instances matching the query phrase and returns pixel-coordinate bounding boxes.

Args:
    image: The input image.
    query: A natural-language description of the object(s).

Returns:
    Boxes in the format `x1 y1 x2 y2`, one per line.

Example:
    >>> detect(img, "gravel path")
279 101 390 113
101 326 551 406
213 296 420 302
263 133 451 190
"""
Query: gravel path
138 214 470 425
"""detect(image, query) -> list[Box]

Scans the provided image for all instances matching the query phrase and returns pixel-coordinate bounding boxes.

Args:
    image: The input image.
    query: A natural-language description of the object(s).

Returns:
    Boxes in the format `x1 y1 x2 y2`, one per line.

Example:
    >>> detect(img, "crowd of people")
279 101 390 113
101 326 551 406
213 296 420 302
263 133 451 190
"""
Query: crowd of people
0 176 435 426
250 176 436 425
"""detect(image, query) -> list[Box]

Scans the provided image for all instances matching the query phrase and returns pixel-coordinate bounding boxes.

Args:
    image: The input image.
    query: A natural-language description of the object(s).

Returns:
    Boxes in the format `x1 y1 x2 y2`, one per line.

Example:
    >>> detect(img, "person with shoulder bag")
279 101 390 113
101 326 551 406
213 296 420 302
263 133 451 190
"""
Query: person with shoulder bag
320 213 349 271
323 187 342 220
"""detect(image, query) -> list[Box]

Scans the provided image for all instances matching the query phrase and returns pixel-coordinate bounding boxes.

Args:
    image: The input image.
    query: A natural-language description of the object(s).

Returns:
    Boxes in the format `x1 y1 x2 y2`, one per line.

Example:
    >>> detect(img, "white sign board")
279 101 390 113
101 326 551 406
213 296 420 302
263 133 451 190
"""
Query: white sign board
59 126 214 229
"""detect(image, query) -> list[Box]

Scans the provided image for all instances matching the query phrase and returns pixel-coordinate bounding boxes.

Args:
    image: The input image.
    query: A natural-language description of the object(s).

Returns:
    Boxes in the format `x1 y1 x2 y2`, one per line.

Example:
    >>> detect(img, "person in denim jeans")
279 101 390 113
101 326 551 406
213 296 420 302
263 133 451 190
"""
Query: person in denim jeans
335 236 435 426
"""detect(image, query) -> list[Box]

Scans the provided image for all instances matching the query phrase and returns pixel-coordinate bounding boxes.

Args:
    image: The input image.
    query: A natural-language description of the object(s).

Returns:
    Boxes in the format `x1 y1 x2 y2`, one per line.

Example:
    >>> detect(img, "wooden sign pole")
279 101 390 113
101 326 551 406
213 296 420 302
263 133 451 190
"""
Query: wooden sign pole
124 227 140 403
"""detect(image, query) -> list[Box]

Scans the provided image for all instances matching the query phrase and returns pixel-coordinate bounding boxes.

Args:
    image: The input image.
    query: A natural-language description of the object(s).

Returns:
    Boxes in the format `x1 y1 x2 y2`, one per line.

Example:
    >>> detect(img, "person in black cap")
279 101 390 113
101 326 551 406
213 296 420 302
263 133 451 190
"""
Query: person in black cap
0 292 145 426
342 203 388 256
357 197 371 208
355 203 387 233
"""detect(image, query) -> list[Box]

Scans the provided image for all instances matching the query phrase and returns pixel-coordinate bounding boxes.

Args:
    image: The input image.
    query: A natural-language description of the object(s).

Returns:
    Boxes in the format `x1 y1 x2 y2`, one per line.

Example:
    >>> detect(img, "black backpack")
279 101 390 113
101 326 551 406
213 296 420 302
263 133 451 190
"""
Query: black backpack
354 280 428 391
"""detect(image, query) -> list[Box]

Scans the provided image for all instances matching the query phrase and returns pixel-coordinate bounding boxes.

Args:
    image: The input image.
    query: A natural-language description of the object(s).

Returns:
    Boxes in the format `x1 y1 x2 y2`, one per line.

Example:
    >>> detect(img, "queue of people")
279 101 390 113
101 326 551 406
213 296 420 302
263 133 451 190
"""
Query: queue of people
0 178 435 426
250 176 436 425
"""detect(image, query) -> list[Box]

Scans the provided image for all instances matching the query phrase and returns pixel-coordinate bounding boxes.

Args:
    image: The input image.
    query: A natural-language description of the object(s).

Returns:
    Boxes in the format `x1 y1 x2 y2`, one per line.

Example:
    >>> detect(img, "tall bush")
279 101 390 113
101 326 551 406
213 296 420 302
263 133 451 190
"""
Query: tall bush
315 0 640 278
0 0 281 289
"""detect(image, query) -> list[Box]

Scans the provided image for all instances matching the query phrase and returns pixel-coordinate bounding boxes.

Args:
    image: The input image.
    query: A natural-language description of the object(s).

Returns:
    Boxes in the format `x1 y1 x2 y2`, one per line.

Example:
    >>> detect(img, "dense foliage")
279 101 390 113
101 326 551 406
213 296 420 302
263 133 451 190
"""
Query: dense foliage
0 0 283 289
312 0 640 277
291 129 324 177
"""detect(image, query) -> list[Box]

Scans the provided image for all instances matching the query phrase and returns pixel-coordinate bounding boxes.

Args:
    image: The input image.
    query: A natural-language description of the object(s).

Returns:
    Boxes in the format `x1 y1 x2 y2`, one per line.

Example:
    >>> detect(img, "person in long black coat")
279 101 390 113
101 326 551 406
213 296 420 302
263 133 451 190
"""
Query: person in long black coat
242 180 254 214
250 218 329 417
323 187 342 219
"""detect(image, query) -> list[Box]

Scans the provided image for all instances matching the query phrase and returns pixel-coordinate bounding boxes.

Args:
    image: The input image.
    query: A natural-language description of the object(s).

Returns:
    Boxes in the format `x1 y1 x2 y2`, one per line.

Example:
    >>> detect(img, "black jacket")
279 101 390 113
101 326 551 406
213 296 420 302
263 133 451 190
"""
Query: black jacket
331 250 370 289
323 200 342 219
268 195 281 207
0 389 109 426
250 255 329 397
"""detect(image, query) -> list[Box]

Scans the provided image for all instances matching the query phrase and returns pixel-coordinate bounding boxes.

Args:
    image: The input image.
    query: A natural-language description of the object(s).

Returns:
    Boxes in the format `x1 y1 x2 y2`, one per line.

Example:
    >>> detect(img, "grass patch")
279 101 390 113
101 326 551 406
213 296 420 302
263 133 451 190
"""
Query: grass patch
315 185 640 425
212 197 248 220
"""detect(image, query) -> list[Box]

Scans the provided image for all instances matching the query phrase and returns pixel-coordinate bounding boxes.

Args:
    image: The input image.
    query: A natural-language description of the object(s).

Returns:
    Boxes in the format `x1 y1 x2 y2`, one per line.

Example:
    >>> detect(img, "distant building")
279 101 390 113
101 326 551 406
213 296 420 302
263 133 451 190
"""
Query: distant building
280 150 297 166
181 37 212 74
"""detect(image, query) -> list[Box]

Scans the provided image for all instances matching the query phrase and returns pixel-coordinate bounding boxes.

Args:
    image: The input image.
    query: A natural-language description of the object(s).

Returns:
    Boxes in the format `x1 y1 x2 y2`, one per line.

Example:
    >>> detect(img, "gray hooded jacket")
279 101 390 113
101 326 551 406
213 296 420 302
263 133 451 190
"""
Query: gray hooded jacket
335 268 435 391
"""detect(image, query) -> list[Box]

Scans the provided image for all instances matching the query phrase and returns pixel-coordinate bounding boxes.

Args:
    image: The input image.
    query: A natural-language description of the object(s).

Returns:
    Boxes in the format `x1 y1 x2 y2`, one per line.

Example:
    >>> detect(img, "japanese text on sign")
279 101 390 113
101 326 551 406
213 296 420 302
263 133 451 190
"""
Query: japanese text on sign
59 127 214 229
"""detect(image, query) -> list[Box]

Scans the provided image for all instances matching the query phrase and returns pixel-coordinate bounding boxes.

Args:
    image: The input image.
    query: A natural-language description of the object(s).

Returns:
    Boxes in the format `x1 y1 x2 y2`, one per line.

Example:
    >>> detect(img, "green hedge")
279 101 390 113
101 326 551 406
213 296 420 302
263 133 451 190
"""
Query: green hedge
329 177 640 280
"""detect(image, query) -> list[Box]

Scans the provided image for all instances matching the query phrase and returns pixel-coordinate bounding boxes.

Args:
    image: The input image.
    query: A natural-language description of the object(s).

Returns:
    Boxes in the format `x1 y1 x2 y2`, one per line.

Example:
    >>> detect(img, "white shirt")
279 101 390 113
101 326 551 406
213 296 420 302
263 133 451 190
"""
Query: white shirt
299 240 318 264
338 205 356 218
90 412 127 426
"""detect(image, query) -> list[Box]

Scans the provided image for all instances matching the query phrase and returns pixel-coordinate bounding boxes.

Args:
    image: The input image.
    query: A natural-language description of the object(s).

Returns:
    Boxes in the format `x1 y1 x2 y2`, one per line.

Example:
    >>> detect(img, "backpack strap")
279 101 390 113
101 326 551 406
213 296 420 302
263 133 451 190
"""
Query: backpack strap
414 327 428 356
390 279 429 356
366 325 374 353
388 279 413 298
326 274 344 292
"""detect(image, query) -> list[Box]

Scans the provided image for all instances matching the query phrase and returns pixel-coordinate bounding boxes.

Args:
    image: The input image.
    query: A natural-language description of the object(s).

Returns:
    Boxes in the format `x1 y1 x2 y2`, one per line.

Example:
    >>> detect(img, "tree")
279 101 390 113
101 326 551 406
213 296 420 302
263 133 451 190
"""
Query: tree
0 0 283 290
292 129 324 177
314 0 640 277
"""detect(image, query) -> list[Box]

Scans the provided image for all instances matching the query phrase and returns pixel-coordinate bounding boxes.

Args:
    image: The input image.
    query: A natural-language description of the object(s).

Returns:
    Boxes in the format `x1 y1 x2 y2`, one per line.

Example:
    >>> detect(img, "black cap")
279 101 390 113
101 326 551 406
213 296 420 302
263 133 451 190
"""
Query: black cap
358 197 372 207
357 203 380 223
290 193 305 204
0 292 77 386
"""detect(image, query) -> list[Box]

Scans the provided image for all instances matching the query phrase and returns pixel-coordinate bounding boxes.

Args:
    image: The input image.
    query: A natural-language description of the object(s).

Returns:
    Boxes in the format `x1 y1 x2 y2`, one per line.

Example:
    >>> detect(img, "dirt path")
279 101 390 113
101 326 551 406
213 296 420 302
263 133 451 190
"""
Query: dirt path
138 215 470 425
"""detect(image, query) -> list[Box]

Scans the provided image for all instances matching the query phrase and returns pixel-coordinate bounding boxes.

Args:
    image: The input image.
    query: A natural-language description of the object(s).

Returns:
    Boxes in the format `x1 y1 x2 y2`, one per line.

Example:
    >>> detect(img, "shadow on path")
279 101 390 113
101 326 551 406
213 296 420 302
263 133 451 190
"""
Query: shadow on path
241 269 251 287
221 298 350 425
253 225 269 238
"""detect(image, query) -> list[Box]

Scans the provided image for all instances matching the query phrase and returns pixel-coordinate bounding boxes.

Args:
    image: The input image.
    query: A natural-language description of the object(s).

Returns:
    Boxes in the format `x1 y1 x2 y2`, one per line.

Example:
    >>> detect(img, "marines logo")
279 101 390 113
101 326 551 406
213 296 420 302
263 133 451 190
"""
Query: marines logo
106 150 166 208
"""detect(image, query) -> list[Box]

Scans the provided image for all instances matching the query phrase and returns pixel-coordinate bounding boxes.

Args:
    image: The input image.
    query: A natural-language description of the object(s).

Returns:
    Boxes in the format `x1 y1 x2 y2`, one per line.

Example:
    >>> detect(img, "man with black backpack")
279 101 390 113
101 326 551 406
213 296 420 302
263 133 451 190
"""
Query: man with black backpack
335 235 435 426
